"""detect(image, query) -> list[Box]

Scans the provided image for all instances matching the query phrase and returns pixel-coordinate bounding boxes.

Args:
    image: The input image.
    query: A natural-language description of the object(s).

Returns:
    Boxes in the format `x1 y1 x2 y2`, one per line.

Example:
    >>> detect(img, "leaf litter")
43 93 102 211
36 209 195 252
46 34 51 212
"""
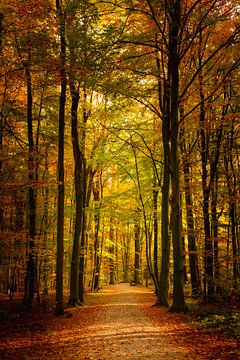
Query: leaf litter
0 284 239 359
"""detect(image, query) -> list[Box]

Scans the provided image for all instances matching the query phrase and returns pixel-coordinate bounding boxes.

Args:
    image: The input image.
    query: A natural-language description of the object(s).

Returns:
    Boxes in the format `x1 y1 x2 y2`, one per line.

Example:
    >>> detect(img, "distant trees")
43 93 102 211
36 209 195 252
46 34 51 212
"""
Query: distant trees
105 0 240 309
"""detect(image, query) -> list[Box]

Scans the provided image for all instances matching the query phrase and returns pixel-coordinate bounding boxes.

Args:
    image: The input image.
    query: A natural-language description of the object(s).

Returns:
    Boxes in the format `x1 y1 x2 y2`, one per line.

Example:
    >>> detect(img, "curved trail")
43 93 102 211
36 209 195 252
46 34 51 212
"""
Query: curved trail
79 284 193 360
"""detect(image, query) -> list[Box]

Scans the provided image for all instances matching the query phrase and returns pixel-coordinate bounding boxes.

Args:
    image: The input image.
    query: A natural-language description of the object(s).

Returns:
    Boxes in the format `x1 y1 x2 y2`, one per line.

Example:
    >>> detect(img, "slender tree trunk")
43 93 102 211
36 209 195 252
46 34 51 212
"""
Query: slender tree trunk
78 96 89 304
122 232 130 283
183 157 201 296
157 139 170 306
55 0 66 315
199 94 213 303
68 81 89 306
0 13 3 175
0 13 3 50
115 230 119 283
153 174 159 287
22 52 36 309
210 87 229 295
12 195 24 299
78 155 87 304
69 85 82 306
230 202 238 289
109 220 115 285
92 173 101 291
155 36 171 307
43 155 49 299
179 107 201 297
134 210 141 284
211 176 219 294
198 28 214 302
132 146 158 292
210 122 223 298
225 123 239 289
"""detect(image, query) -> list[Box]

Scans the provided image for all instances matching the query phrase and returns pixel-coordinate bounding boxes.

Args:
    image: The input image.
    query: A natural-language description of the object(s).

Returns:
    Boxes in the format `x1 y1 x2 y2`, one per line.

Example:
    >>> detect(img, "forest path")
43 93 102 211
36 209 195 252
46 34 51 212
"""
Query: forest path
76 283 195 360
0 283 239 359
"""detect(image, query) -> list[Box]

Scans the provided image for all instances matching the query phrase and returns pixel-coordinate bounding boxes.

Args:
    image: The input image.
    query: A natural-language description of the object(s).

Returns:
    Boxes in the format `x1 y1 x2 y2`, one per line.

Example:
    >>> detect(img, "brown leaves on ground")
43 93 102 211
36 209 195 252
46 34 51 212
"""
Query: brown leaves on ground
0 284 239 359
144 303 239 360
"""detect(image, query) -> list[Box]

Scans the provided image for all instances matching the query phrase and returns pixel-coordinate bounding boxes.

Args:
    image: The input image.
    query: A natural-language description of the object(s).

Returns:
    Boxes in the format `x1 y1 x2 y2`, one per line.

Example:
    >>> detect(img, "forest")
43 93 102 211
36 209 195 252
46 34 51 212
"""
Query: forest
0 0 239 323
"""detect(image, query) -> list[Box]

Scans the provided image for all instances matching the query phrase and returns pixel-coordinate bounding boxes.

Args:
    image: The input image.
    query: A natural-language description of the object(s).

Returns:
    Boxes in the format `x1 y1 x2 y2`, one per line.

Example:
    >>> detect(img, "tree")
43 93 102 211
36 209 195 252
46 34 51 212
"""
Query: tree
67 0 98 306
21 45 36 309
133 209 141 284
92 170 102 291
179 106 201 297
55 0 67 316
165 0 188 312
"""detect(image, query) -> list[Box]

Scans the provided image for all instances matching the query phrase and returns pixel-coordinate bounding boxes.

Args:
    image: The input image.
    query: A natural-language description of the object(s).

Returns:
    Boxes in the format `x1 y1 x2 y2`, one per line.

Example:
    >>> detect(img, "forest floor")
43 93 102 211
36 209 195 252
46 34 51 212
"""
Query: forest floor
0 283 239 359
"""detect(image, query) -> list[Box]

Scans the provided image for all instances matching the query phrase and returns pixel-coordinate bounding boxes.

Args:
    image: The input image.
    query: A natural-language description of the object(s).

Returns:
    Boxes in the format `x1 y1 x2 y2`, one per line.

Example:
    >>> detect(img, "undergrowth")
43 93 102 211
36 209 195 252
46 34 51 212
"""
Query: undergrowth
188 299 240 340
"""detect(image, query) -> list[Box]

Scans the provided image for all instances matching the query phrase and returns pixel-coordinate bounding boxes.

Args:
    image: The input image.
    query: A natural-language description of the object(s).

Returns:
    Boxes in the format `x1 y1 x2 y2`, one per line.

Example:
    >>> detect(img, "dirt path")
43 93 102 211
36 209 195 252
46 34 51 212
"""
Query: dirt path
77 284 194 360
0 284 239 359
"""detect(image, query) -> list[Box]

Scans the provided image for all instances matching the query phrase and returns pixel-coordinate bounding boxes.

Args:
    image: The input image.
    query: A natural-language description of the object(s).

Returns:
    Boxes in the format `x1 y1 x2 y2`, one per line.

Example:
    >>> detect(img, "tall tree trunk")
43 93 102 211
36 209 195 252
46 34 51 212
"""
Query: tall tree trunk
92 173 101 291
43 155 49 299
198 29 214 303
134 210 141 284
169 0 188 312
179 107 201 297
132 146 158 292
183 156 201 296
225 123 239 290
0 13 3 176
211 176 219 294
68 82 88 306
153 173 159 287
109 220 115 285
209 122 223 298
210 86 229 295
78 155 87 304
68 85 82 306
0 13 3 50
157 132 170 306
155 35 171 307
22 51 36 309
230 202 238 289
12 194 24 299
199 93 213 303
122 231 130 283
78 95 89 304
55 0 66 316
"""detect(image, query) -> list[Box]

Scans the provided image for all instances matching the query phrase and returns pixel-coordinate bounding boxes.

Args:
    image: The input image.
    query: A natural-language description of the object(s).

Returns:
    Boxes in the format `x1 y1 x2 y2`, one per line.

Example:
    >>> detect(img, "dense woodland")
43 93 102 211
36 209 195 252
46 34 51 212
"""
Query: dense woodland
0 0 239 315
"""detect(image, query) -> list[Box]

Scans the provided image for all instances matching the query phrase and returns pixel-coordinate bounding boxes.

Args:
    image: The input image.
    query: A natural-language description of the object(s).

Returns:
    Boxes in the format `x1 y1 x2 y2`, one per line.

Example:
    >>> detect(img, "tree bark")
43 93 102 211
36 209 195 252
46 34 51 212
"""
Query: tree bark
134 210 141 284
157 114 170 306
155 33 171 307
197 26 214 303
43 155 49 299
169 0 188 313
225 123 239 290
78 155 87 304
109 220 115 285
55 0 66 316
179 107 201 297
132 146 158 292
92 173 101 291
153 174 159 287
0 13 4 176
22 51 36 309
68 84 83 306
